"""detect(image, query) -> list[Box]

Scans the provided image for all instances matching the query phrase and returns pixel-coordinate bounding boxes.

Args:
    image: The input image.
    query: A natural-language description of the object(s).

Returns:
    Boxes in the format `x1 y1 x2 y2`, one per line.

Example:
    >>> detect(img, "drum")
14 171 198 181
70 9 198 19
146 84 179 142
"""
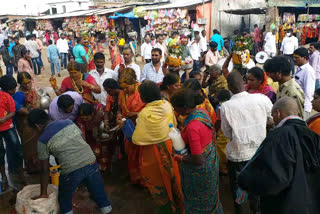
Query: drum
255 51 270 64
216 57 256 73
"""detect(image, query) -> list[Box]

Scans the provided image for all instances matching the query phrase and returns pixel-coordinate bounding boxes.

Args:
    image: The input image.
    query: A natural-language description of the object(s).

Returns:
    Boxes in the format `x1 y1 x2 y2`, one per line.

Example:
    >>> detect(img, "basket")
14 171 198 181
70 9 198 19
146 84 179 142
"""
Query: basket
127 31 137 38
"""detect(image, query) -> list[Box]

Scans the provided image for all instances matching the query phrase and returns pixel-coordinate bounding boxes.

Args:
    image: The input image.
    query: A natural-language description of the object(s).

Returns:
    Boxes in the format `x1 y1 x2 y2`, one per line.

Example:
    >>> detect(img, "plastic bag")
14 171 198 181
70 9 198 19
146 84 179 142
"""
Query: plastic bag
16 184 59 214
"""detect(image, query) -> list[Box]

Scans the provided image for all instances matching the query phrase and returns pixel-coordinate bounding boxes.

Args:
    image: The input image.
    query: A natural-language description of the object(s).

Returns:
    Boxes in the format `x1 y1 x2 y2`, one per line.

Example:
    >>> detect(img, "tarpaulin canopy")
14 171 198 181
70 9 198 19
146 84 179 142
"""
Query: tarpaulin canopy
268 0 320 7
223 8 267 15
109 11 137 19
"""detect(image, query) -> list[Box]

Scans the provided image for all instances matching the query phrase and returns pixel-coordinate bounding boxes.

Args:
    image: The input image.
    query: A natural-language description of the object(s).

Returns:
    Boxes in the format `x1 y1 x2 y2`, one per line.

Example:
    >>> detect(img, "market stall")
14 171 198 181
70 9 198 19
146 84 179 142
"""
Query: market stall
136 0 211 38
268 0 320 44
109 11 140 41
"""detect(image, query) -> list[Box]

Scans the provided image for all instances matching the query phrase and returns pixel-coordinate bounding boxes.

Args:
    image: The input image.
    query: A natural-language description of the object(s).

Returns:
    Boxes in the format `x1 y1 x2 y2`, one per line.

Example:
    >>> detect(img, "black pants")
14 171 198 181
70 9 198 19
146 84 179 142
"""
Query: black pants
145 59 151 63
228 160 259 214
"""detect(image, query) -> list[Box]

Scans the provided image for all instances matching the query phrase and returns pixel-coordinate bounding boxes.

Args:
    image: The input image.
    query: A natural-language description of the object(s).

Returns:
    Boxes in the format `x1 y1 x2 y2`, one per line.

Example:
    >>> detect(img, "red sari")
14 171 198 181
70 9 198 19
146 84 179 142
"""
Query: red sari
60 73 98 104
118 85 145 184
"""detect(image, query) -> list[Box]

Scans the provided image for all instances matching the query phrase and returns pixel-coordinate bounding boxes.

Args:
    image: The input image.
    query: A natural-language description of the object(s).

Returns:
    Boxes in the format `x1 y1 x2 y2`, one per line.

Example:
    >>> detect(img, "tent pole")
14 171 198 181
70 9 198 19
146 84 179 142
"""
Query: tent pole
219 11 221 33
249 14 251 32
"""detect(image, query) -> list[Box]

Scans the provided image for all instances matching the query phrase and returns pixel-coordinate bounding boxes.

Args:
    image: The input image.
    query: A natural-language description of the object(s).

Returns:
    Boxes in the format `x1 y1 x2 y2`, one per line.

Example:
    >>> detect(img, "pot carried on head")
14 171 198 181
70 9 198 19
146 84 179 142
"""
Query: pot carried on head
231 35 253 67
167 56 181 67
232 50 250 66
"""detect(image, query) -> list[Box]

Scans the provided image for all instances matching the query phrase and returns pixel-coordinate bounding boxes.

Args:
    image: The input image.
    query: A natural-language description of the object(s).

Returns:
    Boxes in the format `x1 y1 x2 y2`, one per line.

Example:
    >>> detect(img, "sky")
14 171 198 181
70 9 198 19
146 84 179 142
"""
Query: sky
0 0 65 15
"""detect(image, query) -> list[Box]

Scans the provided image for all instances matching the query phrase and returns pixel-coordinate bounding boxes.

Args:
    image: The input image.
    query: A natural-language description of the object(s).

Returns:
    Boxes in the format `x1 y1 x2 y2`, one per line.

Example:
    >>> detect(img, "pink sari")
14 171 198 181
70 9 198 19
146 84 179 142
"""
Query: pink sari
245 85 276 104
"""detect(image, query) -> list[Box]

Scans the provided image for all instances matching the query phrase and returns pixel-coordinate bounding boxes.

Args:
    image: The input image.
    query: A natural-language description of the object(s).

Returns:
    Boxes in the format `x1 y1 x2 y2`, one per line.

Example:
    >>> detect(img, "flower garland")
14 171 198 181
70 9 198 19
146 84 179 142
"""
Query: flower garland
231 35 254 52
232 35 253 66
168 45 183 58
71 73 84 94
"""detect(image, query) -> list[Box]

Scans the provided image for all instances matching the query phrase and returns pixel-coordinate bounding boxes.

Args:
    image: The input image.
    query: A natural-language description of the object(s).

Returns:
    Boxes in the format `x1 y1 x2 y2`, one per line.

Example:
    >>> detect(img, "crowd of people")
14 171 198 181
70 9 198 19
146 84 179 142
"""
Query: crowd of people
0 25 320 214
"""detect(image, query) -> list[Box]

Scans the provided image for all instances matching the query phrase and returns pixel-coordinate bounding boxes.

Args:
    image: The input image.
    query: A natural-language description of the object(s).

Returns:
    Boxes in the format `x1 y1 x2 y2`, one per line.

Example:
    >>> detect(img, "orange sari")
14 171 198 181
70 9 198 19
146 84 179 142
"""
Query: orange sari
307 113 320 135
118 85 145 184
140 140 184 214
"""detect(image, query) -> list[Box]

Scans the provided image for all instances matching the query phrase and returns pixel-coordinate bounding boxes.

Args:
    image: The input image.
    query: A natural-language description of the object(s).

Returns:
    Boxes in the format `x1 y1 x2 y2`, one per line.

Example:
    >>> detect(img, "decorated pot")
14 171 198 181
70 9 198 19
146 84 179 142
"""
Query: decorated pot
167 56 181 67
232 51 250 65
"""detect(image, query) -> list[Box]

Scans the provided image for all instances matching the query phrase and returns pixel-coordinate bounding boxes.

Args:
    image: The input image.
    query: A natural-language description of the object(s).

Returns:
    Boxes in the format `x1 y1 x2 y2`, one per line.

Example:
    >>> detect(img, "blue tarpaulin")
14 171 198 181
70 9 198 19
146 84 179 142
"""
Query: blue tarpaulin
109 11 137 19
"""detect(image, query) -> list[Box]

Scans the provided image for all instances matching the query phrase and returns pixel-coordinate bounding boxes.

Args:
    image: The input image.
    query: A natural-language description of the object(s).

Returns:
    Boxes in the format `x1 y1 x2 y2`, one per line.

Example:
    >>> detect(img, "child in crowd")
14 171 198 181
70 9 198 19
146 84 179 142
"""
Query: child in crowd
212 89 232 175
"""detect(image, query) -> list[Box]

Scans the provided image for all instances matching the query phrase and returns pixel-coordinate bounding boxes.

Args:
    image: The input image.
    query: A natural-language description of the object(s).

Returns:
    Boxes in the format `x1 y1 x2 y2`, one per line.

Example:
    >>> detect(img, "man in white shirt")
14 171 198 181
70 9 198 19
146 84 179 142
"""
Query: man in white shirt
263 28 277 57
32 28 39 38
89 52 117 105
141 35 152 63
220 71 272 214
154 35 167 63
189 35 201 72
0 32 5 49
205 41 221 67
280 28 298 75
56 34 69 70
114 47 141 81
308 42 320 89
200 30 208 52
293 47 316 119
24 34 41 75
141 48 165 83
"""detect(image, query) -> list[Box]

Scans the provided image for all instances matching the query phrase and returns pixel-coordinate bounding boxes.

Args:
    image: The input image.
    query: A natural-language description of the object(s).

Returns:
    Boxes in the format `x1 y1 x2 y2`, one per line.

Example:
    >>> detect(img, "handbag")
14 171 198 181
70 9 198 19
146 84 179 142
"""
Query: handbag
122 119 135 141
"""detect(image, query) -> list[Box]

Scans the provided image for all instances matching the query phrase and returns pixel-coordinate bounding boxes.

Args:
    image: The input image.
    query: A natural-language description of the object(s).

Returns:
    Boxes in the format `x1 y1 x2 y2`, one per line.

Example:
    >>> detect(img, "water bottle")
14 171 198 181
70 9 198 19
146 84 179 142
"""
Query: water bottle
168 123 188 155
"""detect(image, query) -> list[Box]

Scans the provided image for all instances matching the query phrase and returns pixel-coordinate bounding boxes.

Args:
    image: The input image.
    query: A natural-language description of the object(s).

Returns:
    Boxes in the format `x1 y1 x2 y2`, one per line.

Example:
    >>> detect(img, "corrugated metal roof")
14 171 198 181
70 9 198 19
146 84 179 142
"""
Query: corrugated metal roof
143 0 210 10
95 6 131 15
35 6 130 19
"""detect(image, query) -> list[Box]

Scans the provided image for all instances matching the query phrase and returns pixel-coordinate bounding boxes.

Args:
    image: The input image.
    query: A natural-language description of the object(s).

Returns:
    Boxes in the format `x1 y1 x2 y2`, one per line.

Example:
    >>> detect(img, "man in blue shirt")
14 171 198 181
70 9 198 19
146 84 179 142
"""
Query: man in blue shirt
47 39 61 77
210 29 224 54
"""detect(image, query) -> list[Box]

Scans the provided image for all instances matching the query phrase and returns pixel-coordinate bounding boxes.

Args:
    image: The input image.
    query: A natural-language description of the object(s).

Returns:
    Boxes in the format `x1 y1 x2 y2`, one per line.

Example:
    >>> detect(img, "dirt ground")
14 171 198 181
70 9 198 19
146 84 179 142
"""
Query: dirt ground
0 43 235 214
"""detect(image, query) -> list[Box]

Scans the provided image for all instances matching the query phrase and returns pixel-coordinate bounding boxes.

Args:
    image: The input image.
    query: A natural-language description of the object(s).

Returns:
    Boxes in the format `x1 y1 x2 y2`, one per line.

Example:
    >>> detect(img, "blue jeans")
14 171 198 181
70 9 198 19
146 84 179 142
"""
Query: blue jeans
32 57 41 75
193 60 200 73
60 53 68 69
6 63 14 76
316 79 320 90
0 128 23 175
58 162 112 214
38 52 43 67
50 60 60 75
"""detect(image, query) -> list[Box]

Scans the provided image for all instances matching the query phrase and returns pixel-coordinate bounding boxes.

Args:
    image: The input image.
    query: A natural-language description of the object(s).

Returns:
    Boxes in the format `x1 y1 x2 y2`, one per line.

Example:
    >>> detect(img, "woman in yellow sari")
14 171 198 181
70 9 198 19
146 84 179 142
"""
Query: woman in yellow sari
133 81 184 214
118 68 145 185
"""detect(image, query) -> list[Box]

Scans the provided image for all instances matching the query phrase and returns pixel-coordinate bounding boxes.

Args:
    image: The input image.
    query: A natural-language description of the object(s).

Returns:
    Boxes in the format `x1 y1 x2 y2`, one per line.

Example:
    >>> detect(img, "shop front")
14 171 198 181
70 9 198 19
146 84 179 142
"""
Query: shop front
268 0 320 44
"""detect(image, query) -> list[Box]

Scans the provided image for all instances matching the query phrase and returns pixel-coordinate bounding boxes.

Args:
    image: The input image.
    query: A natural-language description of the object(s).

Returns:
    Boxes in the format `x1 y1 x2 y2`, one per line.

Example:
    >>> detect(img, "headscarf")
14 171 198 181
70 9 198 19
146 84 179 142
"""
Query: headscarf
258 72 268 92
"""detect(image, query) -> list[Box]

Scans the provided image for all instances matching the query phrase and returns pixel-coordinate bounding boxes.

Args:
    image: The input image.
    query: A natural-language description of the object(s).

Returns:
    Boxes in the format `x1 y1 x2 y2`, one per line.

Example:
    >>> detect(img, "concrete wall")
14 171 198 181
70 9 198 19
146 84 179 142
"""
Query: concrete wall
49 1 94 14
211 0 267 38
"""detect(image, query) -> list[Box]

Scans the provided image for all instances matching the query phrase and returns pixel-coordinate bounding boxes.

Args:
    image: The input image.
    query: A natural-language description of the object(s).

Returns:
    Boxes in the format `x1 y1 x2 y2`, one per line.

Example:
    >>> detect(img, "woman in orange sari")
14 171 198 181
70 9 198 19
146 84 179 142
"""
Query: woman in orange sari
110 40 123 70
307 88 320 134
133 81 184 214
118 68 145 184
